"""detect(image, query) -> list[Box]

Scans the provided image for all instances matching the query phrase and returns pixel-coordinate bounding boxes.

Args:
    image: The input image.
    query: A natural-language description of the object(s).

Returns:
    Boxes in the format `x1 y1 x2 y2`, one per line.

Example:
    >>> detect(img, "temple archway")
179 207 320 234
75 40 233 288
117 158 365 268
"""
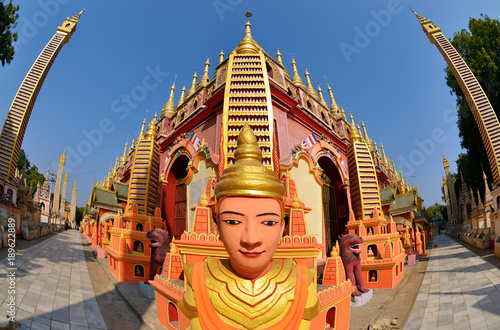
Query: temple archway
318 155 348 255
164 154 190 239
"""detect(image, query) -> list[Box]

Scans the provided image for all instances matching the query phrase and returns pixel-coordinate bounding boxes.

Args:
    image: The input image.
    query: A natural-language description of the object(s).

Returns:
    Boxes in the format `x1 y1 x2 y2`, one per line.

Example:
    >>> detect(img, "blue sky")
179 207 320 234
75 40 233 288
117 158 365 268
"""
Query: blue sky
0 0 498 207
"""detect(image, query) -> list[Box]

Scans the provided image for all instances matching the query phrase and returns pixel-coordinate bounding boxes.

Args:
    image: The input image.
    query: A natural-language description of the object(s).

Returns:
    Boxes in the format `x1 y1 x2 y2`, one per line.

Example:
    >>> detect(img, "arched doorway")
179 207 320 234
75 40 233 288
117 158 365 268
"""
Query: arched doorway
318 156 348 255
164 155 190 239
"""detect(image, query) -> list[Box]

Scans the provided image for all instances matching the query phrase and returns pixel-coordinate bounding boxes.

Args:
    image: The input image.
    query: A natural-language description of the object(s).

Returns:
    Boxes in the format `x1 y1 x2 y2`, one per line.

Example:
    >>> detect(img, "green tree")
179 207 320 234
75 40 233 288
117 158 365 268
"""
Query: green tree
0 0 19 66
17 149 45 197
445 15 500 194
76 206 84 225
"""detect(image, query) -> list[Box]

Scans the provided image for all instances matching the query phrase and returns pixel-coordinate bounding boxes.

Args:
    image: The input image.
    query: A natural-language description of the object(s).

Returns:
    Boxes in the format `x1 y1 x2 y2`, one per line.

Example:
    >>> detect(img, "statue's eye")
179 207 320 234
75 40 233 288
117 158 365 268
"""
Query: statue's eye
224 220 241 225
262 221 278 226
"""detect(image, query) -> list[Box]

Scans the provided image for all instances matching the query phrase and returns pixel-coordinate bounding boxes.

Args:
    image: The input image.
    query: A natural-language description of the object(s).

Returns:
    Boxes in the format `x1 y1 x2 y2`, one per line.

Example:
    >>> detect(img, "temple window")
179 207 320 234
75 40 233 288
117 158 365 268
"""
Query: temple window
367 227 374 236
266 61 273 79
321 111 327 123
136 223 143 231
168 302 179 329
134 265 144 278
133 240 144 253
306 100 312 111
287 88 293 96
396 264 399 276
325 307 336 329
158 266 163 276
367 244 377 259
369 270 378 282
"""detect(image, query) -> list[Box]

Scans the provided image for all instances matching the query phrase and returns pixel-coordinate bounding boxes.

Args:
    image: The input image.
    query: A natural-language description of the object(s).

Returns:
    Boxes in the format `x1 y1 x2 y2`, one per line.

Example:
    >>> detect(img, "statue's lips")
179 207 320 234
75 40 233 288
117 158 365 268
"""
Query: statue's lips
239 250 265 257
149 239 159 247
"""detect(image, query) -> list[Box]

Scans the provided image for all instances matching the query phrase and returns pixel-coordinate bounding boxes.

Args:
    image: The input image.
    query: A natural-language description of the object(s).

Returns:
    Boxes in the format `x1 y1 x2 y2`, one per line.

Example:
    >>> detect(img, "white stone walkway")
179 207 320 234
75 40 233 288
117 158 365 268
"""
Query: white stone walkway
0 230 106 329
405 234 500 330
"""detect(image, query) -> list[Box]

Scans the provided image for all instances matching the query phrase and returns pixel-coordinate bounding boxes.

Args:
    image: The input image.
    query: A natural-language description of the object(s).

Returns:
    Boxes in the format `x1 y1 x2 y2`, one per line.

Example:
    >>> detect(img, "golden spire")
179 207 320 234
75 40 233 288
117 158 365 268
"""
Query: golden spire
176 85 186 108
113 156 119 175
234 11 261 54
349 114 361 143
443 153 449 169
161 80 176 119
291 58 306 89
391 160 396 173
64 170 68 181
196 57 210 89
327 83 341 116
136 118 146 147
340 108 347 121
186 71 197 98
128 138 135 154
381 143 389 165
219 47 224 64
305 69 319 99
144 114 158 141
276 49 290 80
215 124 284 201
361 121 373 150
73 181 76 191
57 9 85 43
357 124 365 143
411 10 441 43
59 148 66 165
120 141 128 166
317 85 329 108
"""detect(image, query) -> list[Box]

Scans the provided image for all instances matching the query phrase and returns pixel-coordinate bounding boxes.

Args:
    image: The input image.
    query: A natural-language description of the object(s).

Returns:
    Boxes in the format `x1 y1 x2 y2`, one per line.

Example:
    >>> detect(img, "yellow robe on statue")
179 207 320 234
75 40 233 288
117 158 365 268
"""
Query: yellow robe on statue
178 257 320 329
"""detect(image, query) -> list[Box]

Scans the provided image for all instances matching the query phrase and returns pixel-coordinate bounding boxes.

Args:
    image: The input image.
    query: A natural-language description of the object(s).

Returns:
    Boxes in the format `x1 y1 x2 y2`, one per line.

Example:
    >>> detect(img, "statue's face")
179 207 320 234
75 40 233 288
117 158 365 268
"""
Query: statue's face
218 197 283 280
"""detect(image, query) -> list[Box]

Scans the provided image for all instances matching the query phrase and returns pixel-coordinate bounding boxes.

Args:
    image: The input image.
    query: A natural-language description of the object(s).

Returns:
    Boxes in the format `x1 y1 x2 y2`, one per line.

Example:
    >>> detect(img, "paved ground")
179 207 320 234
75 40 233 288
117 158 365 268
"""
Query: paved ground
406 234 500 330
0 230 107 330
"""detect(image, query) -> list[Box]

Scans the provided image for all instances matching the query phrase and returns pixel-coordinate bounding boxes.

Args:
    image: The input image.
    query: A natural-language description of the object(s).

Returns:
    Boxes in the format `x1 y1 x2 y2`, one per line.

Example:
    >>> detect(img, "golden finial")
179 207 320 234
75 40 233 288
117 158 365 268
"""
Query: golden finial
129 138 135 154
120 141 128 166
276 49 290 79
305 69 319 100
219 47 225 64
170 242 178 254
186 71 198 98
326 83 340 116
60 148 66 165
317 84 329 108
381 143 388 165
200 192 208 207
442 153 449 169
215 124 284 201
145 114 158 141
349 116 361 143
161 80 175 119
196 57 210 89
235 11 260 54
390 215 394 222
291 193 301 209
340 108 347 121
176 85 186 108
137 118 146 142
73 181 76 191
291 58 306 89
201 138 206 147
356 124 364 143
330 245 338 258
361 121 373 149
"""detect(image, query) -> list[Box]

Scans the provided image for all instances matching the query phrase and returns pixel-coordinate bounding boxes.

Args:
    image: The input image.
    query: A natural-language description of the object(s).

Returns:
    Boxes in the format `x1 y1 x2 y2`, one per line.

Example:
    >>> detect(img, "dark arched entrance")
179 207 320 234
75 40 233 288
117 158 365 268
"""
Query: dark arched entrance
163 154 190 239
318 156 348 255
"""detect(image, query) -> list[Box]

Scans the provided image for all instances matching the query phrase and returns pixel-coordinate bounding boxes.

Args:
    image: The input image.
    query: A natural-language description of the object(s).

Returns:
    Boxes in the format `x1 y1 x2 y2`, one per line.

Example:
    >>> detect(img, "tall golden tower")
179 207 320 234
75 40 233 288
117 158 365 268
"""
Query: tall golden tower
219 13 277 176
413 11 500 185
52 149 65 220
443 153 459 223
347 117 382 219
126 115 160 215
0 10 84 180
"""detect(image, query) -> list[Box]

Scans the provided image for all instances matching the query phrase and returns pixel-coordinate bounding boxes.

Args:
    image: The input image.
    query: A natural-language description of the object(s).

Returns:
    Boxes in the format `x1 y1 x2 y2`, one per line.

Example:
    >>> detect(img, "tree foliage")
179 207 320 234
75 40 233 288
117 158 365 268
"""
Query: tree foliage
76 206 84 225
17 149 45 197
445 14 500 195
0 0 19 66
426 202 448 221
